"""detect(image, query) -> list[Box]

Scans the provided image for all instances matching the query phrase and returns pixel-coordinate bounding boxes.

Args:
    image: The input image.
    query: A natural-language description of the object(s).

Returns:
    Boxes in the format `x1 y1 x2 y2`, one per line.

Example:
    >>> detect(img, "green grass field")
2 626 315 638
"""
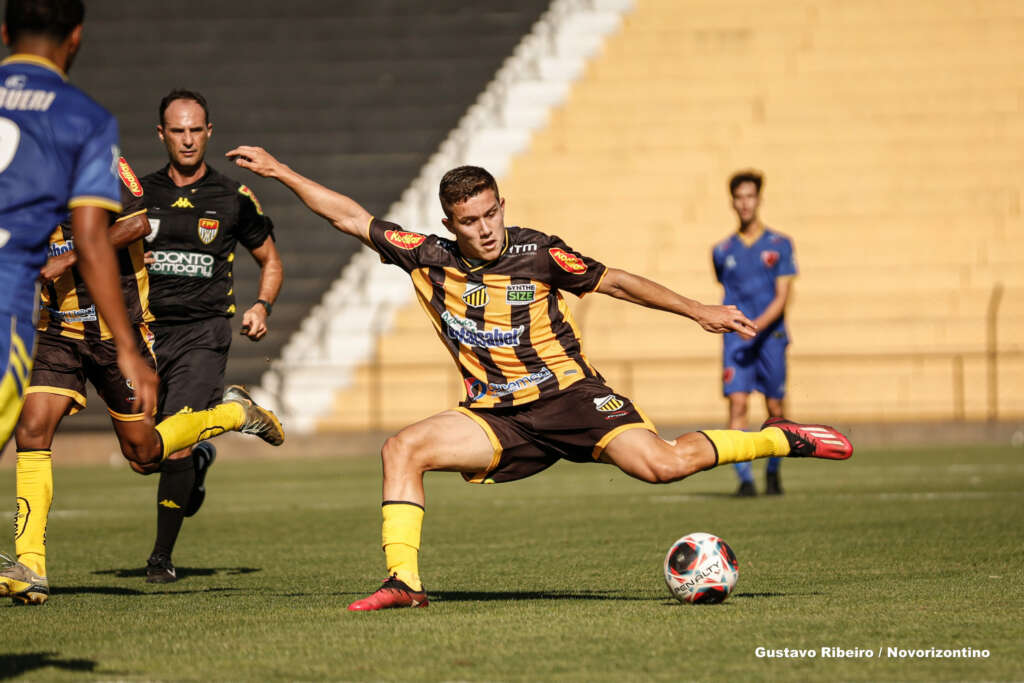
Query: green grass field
1 443 1022 681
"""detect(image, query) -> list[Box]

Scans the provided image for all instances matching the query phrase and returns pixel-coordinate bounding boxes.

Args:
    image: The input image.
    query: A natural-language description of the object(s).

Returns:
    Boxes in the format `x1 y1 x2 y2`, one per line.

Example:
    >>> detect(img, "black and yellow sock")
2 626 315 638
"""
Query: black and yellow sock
698 428 790 466
154 403 244 460
151 455 195 559
15 450 52 577
381 501 424 592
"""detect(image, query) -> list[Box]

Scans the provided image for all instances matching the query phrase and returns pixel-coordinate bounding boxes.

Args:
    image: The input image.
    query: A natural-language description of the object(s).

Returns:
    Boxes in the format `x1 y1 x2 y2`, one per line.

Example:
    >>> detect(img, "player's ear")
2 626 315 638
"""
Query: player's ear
441 216 453 234
156 125 165 142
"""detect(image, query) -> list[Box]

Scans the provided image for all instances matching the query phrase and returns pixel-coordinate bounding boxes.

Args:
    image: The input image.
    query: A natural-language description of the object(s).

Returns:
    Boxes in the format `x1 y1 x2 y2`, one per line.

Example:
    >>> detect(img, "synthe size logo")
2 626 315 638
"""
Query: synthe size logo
147 250 214 278
441 311 523 348
505 283 536 304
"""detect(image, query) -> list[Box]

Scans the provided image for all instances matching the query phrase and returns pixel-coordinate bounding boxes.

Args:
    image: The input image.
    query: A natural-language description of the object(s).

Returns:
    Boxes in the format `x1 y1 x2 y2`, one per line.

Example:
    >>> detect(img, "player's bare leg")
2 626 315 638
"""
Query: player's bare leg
2 392 72 604
348 410 494 612
726 392 756 496
764 397 785 495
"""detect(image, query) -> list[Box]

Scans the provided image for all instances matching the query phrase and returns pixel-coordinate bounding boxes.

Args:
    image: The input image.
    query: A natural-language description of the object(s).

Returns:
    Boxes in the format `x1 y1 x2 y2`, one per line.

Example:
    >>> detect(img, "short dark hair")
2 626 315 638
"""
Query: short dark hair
4 0 84 43
729 169 764 196
439 166 499 217
158 89 210 126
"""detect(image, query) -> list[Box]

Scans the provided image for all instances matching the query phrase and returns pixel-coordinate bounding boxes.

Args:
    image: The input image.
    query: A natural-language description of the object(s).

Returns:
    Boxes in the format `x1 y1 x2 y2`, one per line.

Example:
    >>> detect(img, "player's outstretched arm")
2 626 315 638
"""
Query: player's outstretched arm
597 267 758 338
70 205 159 418
226 146 373 246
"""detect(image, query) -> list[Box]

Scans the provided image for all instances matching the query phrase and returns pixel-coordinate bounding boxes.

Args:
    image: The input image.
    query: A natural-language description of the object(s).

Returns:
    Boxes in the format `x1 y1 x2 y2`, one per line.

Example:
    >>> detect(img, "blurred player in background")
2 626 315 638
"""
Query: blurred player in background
3 156 283 604
140 89 283 582
712 170 797 496
229 145 851 611
0 0 158 600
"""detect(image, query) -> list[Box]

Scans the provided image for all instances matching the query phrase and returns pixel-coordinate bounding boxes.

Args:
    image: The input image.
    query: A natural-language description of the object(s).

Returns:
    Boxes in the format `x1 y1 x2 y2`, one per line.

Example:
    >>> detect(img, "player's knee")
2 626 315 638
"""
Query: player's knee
116 433 162 471
13 414 53 450
128 459 159 475
381 433 413 470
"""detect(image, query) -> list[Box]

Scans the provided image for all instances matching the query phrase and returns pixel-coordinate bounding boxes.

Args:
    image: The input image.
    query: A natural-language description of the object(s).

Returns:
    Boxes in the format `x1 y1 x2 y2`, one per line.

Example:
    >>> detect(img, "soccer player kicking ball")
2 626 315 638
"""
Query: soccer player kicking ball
228 145 853 611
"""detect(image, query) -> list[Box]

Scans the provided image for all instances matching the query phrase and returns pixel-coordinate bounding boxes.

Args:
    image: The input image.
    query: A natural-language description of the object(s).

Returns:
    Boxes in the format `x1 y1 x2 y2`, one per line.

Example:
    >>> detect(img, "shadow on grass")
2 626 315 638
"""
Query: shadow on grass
51 586 242 597
0 652 97 680
732 591 824 599
92 566 262 578
431 590 652 602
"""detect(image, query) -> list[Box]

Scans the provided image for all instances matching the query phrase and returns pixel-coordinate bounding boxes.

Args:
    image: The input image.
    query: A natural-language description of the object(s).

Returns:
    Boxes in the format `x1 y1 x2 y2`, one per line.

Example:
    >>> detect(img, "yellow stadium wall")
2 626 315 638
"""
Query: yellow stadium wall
318 0 1023 432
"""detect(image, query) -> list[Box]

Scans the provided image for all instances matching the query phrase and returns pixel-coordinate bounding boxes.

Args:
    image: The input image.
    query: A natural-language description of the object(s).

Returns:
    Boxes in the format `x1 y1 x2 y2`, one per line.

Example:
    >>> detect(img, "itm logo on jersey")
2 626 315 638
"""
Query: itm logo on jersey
508 242 538 256
117 157 143 197
761 250 780 268
198 218 220 244
384 229 426 250
171 196 195 209
549 248 587 274
593 394 626 413
506 284 536 305
461 283 489 308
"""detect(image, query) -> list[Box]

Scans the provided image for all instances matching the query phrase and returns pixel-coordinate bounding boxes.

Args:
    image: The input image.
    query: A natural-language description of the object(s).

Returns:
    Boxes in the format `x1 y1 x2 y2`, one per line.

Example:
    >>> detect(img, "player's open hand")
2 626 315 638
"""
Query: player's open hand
38 251 77 282
226 146 282 178
696 304 758 339
240 303 269 341
117 349 158 424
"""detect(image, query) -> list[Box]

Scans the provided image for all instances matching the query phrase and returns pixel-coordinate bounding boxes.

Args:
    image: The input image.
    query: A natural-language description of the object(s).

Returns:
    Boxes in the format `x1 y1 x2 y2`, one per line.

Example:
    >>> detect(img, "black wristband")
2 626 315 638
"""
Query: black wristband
255 299 273 316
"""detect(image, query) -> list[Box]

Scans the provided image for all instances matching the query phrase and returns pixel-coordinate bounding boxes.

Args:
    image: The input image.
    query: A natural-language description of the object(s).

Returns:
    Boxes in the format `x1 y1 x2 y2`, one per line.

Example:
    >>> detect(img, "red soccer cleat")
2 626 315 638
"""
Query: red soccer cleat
347 576 429 611
762 417 853 460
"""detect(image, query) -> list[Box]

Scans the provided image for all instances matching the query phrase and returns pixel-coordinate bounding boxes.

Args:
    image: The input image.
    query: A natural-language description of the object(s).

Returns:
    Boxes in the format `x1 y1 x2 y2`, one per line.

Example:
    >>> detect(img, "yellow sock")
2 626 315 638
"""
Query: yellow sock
154 403 245 459
382 501 424 592
699 428 790 465
15 450 52 577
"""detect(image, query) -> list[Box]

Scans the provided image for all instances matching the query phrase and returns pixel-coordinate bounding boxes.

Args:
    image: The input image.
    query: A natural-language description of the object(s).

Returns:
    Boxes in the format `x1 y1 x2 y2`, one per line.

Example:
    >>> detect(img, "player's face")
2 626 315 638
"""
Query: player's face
731 181 761 225
443 189 506 261
158 99 212 171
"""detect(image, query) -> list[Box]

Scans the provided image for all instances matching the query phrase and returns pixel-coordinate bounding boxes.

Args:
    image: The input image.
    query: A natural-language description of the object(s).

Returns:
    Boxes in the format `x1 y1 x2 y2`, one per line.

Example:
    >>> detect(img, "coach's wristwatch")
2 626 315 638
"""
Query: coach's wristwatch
254 299 273 316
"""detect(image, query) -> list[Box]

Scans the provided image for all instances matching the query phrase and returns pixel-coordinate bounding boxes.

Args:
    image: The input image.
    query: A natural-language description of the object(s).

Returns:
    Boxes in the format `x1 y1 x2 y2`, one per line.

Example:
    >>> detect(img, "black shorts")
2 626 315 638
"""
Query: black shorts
27 324 157 421
152 317 231 420
457 378 656 484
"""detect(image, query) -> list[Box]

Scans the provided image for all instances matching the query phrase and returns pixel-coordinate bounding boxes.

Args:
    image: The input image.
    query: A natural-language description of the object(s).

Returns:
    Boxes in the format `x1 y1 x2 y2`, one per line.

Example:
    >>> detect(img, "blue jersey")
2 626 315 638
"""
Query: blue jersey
0 54 122 320
712 227 797 338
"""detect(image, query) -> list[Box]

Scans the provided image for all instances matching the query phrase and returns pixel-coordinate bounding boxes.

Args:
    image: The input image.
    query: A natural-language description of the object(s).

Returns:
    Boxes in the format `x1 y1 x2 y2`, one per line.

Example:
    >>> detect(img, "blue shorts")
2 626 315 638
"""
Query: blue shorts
722 329 788 399
0 313 37 449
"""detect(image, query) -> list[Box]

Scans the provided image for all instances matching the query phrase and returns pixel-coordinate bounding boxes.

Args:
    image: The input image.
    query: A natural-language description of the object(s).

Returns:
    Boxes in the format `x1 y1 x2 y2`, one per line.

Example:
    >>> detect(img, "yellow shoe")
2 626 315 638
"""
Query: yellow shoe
222 385 285 446
0 553 49 605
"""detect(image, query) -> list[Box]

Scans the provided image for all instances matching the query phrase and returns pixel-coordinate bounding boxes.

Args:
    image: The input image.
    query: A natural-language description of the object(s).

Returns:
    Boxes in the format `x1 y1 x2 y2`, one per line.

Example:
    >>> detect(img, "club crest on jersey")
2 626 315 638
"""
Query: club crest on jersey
171 196 195 209
761 250 780 268
198 218 220 244
237 185 264 215
385 229 426 250
462 284 489 308
549 248 587 274
593 394 626 413
117 157 143 197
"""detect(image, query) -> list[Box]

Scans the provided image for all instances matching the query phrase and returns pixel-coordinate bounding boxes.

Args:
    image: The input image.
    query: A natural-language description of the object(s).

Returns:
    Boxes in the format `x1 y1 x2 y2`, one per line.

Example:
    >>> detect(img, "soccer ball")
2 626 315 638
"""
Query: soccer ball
663 532 739 604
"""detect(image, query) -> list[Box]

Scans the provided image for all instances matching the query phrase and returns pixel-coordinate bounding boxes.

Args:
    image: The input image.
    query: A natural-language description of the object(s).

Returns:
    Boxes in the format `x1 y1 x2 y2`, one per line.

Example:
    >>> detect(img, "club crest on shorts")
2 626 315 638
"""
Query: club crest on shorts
198 218 220 244
593 394 626 412
462 283 489 308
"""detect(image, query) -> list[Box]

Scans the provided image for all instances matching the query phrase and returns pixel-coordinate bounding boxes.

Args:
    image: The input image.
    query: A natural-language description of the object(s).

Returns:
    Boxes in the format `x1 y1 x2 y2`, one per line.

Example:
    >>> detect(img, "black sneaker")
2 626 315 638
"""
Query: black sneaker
735 480 757 497
184 441 217 517
765 471 783 496
146 554 177 584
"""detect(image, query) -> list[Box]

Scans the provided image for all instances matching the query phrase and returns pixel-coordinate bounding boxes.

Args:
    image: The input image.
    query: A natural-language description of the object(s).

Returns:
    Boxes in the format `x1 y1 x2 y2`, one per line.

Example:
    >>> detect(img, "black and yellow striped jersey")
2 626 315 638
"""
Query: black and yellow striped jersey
369 218 608 409
37 157 154 341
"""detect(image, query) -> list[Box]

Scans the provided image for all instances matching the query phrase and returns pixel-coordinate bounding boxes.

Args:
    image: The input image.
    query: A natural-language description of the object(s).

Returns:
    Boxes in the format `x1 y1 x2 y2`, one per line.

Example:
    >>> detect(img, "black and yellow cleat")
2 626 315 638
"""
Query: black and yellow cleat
222 385 285 446
145 553 177 584
0 553 49 605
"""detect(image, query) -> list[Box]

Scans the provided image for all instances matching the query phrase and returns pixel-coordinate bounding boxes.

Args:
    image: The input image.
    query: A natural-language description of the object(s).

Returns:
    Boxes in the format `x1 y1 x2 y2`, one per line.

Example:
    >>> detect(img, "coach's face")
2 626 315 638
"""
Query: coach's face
158 99 212 172
443 189 506 261
731 181 760 225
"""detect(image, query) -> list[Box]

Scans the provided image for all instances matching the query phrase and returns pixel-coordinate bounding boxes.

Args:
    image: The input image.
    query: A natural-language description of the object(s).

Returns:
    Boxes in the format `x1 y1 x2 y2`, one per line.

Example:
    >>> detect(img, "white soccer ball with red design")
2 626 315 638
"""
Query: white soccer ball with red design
663 532 739 604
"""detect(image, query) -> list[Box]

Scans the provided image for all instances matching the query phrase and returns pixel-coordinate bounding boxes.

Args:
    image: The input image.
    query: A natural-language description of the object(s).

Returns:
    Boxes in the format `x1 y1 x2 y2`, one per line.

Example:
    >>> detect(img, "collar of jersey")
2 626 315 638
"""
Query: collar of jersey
1 54 68 80
457 228 510 272
735 224 766 247
159 163 212 189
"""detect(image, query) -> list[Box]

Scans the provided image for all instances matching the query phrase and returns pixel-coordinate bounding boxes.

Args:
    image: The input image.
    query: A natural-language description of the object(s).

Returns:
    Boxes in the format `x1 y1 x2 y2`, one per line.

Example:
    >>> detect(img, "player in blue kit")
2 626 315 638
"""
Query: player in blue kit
712 170 796 496
0 0 160 602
